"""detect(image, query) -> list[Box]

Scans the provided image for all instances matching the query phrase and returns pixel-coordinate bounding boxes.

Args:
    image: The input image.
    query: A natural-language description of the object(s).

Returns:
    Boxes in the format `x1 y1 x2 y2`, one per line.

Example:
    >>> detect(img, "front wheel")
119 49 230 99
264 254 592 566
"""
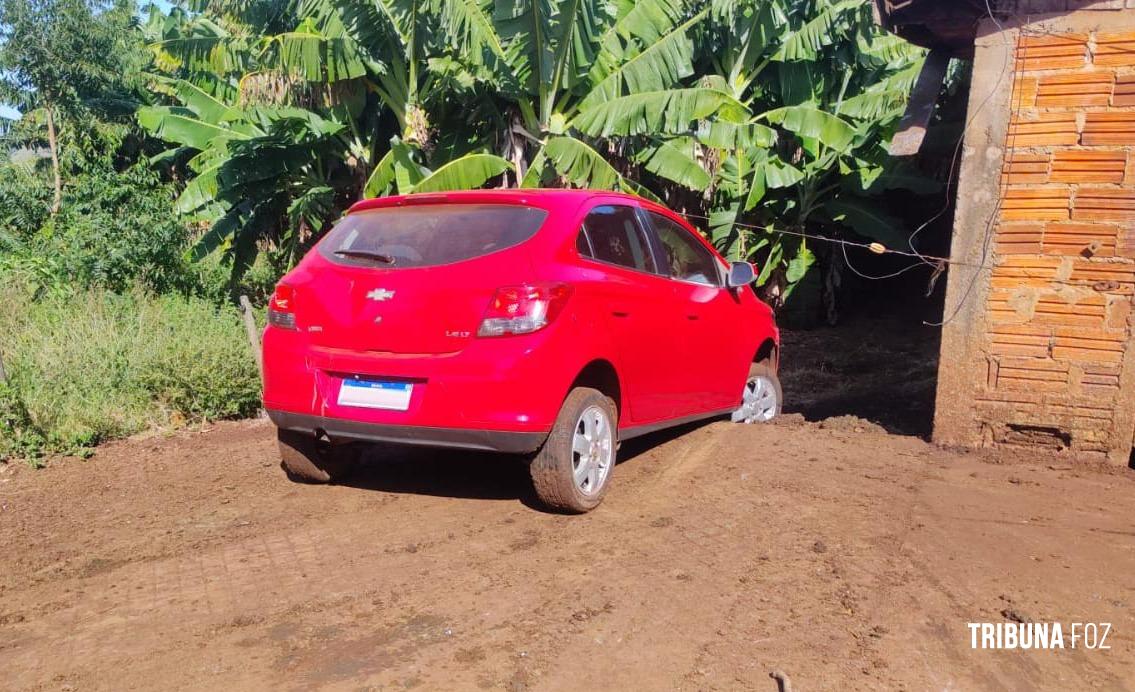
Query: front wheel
731 361 782 424
529 387 617 513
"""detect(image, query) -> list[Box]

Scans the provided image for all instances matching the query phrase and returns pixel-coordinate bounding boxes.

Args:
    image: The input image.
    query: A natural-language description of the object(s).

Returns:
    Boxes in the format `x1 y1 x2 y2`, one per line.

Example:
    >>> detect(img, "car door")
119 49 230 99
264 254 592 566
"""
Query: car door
643 209 748 412
574 202 683 425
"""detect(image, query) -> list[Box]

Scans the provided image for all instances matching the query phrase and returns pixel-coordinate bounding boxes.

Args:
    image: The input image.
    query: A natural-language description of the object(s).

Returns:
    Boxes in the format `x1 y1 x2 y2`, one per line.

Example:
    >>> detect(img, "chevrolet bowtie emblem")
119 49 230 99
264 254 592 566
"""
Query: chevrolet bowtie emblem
366 288 396 302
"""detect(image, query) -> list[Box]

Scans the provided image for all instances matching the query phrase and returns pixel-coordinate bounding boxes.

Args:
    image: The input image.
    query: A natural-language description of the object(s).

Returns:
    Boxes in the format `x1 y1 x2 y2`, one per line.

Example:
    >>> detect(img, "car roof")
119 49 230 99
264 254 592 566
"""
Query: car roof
344 187 727 264
347 188 646 214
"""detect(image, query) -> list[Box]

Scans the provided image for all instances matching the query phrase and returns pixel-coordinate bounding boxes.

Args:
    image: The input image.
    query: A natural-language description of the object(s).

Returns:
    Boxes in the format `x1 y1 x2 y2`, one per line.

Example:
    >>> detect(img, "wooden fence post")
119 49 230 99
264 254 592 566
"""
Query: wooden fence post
239 295 267 419
239 295 264 384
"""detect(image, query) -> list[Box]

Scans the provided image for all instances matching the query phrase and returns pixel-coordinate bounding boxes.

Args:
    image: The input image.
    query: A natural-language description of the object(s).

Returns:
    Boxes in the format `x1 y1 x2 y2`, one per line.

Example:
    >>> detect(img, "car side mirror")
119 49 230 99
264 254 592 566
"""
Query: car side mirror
726 261 755 288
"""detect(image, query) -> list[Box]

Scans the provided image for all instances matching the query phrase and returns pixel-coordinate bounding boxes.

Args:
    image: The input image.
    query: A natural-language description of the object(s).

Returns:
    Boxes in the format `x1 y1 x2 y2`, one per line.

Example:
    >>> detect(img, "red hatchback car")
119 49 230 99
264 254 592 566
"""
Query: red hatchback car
263 189 781 512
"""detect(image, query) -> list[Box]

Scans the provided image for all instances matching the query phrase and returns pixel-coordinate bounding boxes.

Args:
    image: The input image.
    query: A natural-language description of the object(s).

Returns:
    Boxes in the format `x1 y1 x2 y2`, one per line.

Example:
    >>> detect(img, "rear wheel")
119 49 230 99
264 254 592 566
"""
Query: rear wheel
731 361 782 424
530 387 617 513
277 429 360 483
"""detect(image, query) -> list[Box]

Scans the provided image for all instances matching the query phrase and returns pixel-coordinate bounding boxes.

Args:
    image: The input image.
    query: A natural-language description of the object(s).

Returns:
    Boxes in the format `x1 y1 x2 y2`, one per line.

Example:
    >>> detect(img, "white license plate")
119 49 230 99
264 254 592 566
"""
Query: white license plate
338 379 413 411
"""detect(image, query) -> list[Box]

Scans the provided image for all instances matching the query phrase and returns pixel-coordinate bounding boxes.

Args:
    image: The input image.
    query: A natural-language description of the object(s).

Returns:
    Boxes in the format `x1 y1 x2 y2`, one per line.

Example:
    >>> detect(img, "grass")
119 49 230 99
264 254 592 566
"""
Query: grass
0 283 262 464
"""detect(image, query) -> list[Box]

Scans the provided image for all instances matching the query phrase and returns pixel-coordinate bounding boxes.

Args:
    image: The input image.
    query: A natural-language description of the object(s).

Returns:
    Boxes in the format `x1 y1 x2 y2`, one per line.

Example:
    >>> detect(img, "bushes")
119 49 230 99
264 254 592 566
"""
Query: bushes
0 162 286 304
0 164 220 297
37 167 198 294
0 381 48 460
0 284 262 463
0 154 271 466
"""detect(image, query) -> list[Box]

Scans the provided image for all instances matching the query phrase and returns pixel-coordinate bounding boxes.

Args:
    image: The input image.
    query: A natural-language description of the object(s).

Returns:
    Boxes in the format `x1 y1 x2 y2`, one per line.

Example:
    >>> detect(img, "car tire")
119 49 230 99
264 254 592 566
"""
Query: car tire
277 429 359 483
530 387 618 514
731 360 783 424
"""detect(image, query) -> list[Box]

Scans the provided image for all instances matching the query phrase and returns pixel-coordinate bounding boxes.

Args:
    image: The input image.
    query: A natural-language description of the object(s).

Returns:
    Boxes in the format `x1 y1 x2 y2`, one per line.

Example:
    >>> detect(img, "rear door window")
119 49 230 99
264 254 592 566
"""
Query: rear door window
579 205 656 273
320 204 548 269
647 211 721 286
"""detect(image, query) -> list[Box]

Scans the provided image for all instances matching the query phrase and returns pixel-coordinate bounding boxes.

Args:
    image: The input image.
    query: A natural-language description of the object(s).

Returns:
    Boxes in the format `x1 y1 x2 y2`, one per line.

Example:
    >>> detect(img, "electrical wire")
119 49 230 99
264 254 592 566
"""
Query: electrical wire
689 1 1016 325
683 4 1014 277
840 242 929 280
689 5 1101 322
680 212 985 268
921 0 1014 326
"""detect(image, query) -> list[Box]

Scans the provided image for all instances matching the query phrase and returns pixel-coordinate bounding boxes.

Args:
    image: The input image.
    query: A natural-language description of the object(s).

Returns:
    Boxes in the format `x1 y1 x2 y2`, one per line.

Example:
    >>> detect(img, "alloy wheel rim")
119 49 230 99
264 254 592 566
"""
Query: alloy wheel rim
571 405 614 495
733 375 778 424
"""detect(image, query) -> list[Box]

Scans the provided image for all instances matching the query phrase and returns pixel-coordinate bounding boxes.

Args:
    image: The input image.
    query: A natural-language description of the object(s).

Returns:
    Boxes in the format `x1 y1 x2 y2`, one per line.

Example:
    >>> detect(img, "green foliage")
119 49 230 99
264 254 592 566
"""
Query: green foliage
0 284 261 463
0 0 151 209
137 0 406 287
0 381 48 465
134 0 943 301
0 163 219 296
137 0 751 286
411 153 515 193
0 1 265 463
0 158 53 241
684 0 939 304
0 0 141 116
3 1 944 304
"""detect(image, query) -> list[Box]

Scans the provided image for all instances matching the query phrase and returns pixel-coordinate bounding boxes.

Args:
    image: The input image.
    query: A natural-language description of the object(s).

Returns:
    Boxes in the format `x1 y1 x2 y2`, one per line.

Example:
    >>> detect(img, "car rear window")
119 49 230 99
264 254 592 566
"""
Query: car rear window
319 204 549 269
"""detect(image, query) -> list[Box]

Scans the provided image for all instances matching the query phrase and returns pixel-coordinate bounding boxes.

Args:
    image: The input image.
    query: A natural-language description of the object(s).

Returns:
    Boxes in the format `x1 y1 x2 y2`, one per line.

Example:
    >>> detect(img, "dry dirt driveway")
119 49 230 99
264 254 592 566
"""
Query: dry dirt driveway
1 417 1133 691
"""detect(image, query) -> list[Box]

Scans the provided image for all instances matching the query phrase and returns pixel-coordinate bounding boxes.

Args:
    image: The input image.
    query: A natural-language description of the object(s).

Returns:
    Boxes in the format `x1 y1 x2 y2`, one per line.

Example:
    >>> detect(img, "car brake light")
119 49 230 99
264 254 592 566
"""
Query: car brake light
477 284 573 337
268 283 296 330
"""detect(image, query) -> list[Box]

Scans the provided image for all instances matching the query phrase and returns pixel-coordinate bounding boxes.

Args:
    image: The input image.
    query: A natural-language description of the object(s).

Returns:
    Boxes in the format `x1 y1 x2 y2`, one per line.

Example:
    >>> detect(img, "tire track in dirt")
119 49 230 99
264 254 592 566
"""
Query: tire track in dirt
646 427 926 689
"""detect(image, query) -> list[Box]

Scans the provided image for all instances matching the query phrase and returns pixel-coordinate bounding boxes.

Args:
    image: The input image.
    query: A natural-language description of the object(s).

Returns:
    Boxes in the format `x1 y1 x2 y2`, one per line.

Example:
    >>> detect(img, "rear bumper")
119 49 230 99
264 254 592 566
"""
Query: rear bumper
267 409 548 454
262 315 587 438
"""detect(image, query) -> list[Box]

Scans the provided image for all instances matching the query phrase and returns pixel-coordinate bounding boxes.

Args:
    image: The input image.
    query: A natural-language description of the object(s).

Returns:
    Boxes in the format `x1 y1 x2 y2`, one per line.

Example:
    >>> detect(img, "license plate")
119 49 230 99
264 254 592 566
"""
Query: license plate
338 378 413 411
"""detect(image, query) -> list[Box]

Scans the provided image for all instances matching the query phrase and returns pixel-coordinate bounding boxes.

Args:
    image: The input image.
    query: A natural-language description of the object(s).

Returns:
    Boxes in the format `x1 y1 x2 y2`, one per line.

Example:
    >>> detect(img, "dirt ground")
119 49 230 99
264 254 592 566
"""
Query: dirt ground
2 319 1135 691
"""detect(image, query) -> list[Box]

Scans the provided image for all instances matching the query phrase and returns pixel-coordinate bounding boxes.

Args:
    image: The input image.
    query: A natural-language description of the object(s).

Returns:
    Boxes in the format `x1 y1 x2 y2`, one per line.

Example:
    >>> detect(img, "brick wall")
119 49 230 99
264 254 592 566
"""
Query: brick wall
976 27 1135 457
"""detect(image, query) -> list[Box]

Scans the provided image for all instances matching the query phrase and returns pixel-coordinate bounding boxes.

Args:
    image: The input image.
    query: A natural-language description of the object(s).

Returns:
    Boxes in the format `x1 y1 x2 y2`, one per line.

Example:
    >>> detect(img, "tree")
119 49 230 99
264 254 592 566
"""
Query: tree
0 0 141 214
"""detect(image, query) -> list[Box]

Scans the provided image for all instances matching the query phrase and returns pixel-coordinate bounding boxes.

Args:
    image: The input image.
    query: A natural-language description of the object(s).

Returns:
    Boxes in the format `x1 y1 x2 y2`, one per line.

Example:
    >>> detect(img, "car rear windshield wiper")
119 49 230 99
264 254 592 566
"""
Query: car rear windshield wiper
334 249 395 264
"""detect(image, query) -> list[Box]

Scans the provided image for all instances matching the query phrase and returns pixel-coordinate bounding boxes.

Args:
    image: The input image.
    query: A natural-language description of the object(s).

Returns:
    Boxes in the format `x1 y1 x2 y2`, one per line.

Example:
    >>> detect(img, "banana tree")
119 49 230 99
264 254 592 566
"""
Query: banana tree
508 2 753 193
143 0 374 170
137 79 350 278
141 1 515 286
157 0 752 198
139 75 512 286
642 0 936 307
136 0 938 303
367 0 752 193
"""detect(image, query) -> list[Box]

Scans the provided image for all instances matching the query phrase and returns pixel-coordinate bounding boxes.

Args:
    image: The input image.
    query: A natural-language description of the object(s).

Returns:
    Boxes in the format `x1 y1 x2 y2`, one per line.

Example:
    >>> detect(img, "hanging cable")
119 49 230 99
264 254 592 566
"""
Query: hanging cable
680 212 988 269
685 0 1016 324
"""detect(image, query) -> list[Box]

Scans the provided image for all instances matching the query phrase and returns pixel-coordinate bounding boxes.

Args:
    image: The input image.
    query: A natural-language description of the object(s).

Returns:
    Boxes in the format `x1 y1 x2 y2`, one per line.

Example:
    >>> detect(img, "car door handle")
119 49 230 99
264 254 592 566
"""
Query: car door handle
686 314 699 321
612 310 630 318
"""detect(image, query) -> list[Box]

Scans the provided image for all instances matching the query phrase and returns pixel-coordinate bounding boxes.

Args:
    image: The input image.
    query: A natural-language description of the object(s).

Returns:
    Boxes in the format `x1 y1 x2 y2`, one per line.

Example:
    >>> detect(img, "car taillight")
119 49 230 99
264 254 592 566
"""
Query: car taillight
477 284 573 337
268 283 296 330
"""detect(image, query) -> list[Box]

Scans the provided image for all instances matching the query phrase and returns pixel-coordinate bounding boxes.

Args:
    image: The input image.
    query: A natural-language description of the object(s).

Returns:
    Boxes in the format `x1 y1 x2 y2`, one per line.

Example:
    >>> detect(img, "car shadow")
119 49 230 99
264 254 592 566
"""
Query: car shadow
337 419 721 512
341 444 536 504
